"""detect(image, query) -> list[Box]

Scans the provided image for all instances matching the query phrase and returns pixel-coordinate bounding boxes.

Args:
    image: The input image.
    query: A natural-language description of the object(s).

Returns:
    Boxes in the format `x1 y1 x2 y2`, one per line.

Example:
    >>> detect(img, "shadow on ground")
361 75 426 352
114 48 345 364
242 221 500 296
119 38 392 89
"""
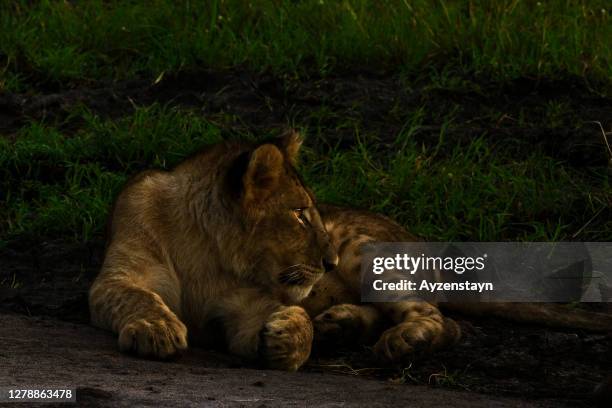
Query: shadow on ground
0 239 610 407
1 313 560 407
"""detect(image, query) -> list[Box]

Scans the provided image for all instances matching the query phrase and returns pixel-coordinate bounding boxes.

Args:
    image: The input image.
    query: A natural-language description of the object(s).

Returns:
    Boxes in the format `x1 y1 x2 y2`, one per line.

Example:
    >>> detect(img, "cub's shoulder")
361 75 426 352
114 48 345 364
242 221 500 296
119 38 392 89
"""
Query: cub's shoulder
107 169 173 233
121 169 170 195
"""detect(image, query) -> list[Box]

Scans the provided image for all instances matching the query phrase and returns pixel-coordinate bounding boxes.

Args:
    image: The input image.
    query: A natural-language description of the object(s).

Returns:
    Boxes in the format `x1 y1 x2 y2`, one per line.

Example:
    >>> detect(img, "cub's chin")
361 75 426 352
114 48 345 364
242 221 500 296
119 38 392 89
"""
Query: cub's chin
276 264 324 303
285 285 315 303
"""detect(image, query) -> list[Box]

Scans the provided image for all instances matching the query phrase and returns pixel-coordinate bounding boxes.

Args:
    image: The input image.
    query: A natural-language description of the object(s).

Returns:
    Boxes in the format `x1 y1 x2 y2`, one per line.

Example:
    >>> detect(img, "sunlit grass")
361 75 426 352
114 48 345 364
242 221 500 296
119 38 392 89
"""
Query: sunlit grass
0 106 223 241
2 105 609 243
1 0 611 91
2 0 611 244
302 130 612 241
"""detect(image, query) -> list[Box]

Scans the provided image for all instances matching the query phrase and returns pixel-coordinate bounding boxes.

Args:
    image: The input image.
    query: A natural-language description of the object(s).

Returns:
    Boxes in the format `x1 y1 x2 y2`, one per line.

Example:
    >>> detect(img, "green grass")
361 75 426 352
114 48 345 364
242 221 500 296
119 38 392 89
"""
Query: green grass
305 133 612 241
2 105 610 245
0 106 223 242
1 1 611 247
1 0 612 92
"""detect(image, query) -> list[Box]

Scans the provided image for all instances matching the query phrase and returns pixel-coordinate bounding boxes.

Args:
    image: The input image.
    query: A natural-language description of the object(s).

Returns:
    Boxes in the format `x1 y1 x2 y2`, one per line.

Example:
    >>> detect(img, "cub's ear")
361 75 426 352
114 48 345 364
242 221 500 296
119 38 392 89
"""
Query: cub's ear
243 144 284 204
277 129 303 166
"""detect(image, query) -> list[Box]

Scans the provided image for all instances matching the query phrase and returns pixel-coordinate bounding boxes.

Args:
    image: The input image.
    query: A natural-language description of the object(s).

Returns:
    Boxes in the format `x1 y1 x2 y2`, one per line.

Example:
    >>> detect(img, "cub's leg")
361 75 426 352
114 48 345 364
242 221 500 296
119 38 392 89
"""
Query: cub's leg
313 304 383 346
318 205 461 362
373 302 460 363
89 248 187 359
215 288 313 371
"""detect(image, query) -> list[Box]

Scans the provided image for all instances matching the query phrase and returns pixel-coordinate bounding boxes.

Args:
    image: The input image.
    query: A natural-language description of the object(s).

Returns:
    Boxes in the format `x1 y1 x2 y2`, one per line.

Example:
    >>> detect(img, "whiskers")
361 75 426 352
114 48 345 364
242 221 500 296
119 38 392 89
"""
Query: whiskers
278 264 322 285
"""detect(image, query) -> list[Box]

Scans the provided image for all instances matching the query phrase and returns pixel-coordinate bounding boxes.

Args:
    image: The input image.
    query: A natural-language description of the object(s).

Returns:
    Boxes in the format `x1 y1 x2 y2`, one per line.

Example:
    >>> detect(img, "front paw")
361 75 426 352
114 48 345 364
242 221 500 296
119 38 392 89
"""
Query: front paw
374 316 459 363
313 304 365 345
259 306 313 371
118 313 188 359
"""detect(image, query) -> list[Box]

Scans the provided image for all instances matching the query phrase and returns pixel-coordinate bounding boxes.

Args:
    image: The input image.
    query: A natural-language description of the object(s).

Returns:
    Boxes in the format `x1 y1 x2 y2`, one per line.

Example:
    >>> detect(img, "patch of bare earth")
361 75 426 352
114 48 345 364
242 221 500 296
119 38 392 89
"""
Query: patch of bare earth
1 239 609 407
0 313 569 407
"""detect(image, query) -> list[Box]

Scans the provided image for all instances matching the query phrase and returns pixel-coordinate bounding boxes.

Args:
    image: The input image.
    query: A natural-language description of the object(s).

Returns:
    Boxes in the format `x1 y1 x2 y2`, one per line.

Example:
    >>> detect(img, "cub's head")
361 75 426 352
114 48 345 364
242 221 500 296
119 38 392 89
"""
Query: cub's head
225 131 338 302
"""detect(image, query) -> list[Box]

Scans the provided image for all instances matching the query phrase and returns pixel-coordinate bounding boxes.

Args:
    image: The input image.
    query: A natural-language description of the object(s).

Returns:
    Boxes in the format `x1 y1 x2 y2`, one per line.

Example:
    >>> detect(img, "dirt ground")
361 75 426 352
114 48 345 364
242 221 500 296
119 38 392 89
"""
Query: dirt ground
1 313 555 408
1 70 611 167
0 239 610 407
1 70 612 406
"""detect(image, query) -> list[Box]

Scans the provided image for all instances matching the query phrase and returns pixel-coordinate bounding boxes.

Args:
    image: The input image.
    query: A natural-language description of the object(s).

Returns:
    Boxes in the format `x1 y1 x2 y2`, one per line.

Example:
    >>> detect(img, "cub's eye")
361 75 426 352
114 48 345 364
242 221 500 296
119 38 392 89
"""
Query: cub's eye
293 208 309 226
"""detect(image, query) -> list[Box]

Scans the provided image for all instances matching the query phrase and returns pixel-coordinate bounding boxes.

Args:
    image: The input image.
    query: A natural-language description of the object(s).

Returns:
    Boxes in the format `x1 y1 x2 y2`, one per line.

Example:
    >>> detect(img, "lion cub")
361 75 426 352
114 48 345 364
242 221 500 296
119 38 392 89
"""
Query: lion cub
89 132 460 370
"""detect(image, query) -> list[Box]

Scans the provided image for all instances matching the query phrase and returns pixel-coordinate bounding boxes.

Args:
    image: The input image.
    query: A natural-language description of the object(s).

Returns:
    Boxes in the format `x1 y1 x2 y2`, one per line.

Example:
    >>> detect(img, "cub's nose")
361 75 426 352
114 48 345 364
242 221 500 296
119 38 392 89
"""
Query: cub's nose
322 254 339 273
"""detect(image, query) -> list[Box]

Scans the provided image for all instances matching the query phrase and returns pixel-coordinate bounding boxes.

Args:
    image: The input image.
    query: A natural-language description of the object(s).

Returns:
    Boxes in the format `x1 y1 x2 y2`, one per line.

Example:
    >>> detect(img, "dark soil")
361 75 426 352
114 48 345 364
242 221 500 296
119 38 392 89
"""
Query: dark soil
1 313 551 408
1 238 610 407
1 70 612 166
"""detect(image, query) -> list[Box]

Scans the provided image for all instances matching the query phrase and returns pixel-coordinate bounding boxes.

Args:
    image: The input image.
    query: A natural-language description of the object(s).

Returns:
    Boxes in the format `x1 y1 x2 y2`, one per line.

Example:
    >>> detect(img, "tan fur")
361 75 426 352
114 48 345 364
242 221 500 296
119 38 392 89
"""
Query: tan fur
90 133 337 370
90 132 610 371
308 205 462 361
